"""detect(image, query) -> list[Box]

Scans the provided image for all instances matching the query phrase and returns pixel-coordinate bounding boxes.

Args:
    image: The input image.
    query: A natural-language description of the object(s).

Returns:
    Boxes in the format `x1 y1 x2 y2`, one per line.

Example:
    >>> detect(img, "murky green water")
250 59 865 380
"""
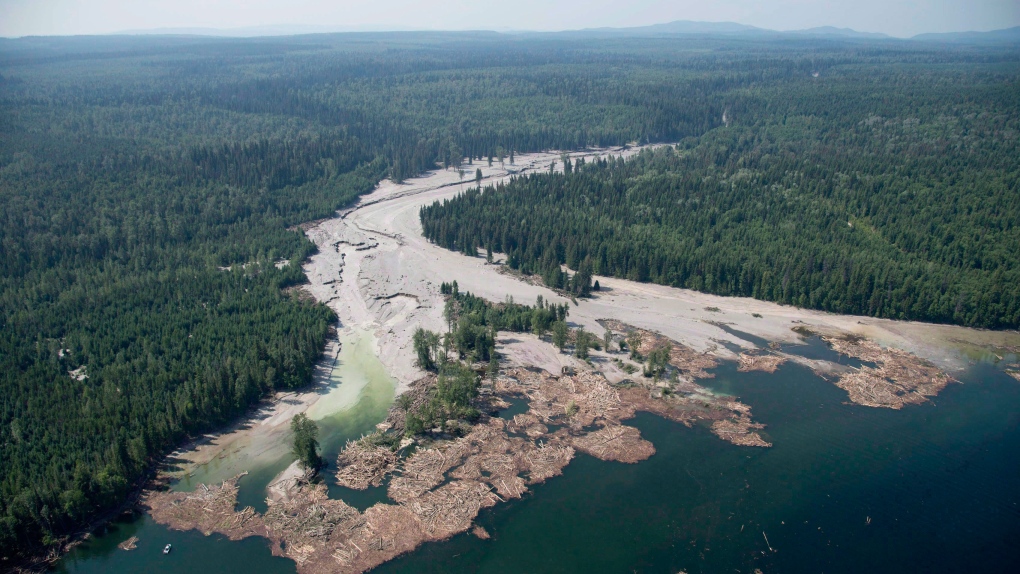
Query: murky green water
237 331 397 513
55 347 1020 573
54 329 394 574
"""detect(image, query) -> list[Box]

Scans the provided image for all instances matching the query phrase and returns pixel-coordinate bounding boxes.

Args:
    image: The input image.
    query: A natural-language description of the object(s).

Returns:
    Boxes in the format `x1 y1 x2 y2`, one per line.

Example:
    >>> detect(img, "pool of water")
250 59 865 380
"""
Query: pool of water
713 322 870 369
496 395 531 420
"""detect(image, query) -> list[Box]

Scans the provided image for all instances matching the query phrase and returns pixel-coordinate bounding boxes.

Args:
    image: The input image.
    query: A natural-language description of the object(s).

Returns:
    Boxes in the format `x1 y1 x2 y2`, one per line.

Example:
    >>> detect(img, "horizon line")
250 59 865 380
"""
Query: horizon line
2 20 1019 41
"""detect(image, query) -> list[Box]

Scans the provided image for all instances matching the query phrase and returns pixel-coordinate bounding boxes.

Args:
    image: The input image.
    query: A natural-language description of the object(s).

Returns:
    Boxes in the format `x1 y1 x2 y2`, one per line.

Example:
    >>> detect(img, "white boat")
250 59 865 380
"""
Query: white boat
163 544 172 554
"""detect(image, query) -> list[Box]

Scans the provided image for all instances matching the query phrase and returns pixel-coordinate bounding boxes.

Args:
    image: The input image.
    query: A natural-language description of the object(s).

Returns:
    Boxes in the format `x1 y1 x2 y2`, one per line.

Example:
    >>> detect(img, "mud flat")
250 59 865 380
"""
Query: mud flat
299 146 661 393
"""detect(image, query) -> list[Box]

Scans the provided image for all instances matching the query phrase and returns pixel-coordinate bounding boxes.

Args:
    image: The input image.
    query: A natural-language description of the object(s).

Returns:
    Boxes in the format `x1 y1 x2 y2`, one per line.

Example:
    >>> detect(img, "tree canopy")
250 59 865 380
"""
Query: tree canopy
2 31 1017 561
291 414 322 472
422 69 1020 328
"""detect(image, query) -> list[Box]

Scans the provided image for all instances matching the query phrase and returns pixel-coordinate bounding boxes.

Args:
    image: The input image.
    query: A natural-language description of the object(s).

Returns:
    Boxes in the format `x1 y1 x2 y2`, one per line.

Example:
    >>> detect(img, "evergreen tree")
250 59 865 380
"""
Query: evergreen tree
574 327 590 360
413 328 437 371
291 414 322 472
552 321 569 351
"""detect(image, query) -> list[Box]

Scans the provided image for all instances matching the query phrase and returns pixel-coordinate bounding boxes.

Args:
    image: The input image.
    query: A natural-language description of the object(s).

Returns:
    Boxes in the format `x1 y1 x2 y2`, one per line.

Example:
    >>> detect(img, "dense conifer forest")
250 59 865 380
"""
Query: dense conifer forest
422 57 1020 329
1 31 1017 561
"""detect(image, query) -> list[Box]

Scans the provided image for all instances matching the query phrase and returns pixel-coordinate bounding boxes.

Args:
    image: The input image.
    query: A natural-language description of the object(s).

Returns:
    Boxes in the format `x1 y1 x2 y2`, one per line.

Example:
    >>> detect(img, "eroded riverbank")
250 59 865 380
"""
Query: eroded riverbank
161 145 1020 500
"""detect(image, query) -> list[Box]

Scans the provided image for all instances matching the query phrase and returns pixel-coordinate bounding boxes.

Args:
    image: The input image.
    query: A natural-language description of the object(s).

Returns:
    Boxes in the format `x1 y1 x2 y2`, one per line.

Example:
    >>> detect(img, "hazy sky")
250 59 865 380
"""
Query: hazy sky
1 0 1018 38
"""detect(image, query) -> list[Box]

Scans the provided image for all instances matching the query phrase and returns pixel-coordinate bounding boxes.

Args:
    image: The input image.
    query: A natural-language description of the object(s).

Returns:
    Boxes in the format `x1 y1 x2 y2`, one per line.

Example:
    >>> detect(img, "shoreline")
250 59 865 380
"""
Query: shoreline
51 145 1020 571
155 139 1020 511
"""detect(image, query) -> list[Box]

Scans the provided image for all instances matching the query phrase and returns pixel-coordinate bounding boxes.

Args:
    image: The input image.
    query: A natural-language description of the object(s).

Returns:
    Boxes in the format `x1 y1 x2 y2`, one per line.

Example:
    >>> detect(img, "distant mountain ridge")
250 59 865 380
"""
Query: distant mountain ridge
578 20 765 35
912 26 1020 43
572 20 1016 43
43 20 1020 44
788 26 890 39
114 24 418 37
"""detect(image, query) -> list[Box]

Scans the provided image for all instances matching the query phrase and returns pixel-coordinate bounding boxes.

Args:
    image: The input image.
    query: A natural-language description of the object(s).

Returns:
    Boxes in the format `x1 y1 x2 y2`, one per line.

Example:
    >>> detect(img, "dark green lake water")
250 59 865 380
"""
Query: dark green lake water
55 356 1020 573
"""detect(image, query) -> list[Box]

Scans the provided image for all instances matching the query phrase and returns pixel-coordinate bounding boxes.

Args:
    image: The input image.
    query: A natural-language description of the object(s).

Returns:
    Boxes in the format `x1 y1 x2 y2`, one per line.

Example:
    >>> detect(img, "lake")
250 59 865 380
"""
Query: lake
56 350 1020 573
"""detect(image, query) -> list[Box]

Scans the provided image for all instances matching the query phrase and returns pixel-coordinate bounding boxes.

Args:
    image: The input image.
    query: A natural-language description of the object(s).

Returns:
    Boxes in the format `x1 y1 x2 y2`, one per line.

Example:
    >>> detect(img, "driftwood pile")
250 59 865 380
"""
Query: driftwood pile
517 368 628 429
737 351 787 373
521 440 576 483
570 425 656 463
472 525 491 539
505 412 548 437
117 536 139 551
145 475 261 540
335 440 398 490
711 418 772 447
263 485 366 565
824 336 954 409
406 480 500 538
601 319 719 379
388 446 462 503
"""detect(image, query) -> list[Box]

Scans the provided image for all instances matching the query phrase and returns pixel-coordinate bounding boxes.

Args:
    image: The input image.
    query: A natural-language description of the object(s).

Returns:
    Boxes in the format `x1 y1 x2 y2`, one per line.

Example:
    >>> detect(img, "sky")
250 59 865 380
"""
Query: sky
1 0 1018 38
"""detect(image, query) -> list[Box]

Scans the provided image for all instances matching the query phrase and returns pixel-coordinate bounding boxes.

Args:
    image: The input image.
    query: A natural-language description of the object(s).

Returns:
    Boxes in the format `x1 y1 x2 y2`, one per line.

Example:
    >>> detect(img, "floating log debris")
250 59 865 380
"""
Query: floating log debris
117 536 139 551
388 446 464 504
147 345 775 573
738 351 787 373
570 425 655 463
407 480 500 538
711 418 772 448
335 440 398 490
472 526 490 539
522 441 575 484
822 335 955 409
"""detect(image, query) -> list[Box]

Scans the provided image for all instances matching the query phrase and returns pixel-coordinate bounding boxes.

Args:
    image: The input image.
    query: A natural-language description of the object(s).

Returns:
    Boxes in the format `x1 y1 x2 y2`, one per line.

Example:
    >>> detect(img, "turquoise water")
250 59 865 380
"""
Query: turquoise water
55 354 1020 573
55 330 395 574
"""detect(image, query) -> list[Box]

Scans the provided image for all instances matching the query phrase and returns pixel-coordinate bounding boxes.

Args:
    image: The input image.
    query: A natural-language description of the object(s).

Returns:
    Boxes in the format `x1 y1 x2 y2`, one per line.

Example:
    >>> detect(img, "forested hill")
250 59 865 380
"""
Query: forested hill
1 33 1018 562
422 67 1020 329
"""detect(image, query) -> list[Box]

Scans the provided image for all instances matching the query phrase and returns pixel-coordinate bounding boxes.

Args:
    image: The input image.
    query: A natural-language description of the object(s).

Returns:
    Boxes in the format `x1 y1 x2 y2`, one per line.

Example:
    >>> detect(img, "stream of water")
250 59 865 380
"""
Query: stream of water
55 329 394 574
